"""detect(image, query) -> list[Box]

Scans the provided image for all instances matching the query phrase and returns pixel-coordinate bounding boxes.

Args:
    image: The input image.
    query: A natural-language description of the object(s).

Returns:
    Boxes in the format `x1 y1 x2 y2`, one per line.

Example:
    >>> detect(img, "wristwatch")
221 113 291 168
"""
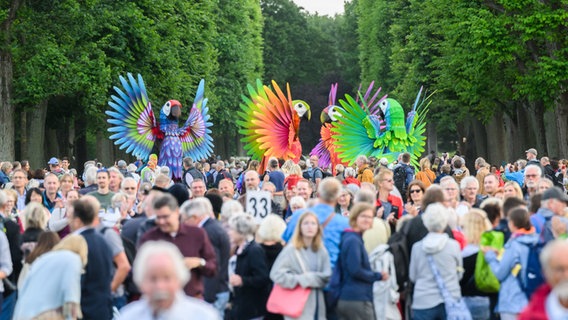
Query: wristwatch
200 258 206 267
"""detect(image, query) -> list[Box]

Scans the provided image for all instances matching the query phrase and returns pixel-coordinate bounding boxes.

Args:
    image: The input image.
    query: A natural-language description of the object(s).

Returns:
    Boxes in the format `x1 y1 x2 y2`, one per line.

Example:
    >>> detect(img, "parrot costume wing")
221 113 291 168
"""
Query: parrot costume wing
332 86 431 167
106 73 161 161
179 79 214 162
310 83 350 175
237 79 310 168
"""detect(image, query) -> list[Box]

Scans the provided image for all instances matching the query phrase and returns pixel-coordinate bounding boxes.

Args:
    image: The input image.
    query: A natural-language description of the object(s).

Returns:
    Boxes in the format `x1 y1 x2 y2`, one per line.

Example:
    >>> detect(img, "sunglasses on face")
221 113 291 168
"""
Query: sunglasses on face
410 189 422 194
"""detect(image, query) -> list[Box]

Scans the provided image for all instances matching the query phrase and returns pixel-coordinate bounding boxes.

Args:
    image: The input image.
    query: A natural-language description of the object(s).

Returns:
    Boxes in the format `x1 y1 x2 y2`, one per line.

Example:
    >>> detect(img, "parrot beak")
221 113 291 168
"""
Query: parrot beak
320 108 331 123
170 100 181 118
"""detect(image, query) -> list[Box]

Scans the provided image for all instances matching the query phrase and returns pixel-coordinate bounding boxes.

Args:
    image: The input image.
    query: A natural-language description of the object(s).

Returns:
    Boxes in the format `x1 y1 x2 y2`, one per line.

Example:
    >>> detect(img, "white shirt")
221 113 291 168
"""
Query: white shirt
546 290 568 320
120 291 220 320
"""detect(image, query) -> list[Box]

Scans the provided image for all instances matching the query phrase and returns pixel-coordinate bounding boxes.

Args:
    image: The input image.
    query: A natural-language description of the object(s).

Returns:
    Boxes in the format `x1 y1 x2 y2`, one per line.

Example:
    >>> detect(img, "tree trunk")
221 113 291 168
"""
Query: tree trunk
516 103 534 157
556 92 568 158
235 134 244 157
530 101 547 155
96 131 114 167
485 111 507 165
544 109 559 157
0 0 23 161
472 118 488 159
75 114 88 174
0 51 15 161
26 100 48 168
426 122 438 156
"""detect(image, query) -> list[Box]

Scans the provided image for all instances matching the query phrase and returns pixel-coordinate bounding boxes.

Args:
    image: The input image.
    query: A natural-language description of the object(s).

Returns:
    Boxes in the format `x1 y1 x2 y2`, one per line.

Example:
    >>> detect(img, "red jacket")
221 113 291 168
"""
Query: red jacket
518 284 551 320
342 176 361 187
376 194 403 219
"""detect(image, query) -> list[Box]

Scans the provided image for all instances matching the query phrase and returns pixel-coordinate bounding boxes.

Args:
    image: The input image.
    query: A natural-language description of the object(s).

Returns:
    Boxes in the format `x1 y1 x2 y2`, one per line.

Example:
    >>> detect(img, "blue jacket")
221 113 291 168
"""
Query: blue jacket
485 232 539 314
504 168 525 187
282 204 349 268
338 230 382 302
0 171 9 187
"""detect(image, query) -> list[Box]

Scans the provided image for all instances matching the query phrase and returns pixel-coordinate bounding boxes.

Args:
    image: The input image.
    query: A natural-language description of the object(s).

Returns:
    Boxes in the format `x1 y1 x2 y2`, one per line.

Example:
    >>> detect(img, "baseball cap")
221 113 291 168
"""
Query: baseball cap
47 157 59 165
542 187 568 204
525 148 538 156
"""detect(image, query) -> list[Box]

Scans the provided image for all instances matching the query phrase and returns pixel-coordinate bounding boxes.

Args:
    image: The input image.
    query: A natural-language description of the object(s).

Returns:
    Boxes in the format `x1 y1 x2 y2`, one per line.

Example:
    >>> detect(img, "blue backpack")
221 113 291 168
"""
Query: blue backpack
517 241 545 299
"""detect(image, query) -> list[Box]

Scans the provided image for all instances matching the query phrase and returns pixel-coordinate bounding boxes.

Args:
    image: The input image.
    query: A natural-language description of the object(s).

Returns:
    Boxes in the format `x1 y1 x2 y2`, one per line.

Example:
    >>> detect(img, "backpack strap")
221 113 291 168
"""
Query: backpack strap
321 212 335 229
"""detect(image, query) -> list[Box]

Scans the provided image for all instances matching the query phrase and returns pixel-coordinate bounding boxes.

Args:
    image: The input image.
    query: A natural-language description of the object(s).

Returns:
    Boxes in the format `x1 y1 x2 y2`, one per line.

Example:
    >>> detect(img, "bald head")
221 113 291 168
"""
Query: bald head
244 170 260 191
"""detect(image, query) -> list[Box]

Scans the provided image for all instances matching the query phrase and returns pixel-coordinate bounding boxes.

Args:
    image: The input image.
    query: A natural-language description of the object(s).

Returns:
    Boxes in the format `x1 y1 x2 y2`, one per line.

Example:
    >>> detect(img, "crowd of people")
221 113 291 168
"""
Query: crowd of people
0 148 566 319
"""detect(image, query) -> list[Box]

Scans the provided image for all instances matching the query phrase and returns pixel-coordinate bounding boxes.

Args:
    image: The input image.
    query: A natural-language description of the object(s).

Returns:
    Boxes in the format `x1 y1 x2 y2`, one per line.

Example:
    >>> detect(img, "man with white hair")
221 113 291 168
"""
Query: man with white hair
120 241 220 319
79 165 99 195
456 176 481 216
524 164 543 201
519 240 568 319
355 155 374 183
180 198 230 317
213 161 231 189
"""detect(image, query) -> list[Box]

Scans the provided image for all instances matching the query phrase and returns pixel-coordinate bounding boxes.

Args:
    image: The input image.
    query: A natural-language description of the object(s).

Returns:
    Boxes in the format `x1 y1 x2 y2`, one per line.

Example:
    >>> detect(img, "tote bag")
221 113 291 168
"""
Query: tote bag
266 250 312 317
427 255 472 320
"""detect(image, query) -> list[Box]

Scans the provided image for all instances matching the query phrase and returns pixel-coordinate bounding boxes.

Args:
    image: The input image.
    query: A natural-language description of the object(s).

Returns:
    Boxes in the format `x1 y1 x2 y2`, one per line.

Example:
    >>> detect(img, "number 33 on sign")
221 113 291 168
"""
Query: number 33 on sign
246 191 272 223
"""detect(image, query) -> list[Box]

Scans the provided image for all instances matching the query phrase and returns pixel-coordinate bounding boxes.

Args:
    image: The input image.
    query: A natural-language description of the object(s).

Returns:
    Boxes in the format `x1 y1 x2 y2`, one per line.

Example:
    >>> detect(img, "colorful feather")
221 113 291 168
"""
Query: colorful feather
237 80 310 166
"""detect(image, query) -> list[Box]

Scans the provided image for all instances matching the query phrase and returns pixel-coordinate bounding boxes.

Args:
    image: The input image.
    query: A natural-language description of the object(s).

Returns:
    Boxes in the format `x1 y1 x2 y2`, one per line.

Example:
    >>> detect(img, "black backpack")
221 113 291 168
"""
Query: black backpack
101 227 139 297
393 165 409 202
387 225 410 291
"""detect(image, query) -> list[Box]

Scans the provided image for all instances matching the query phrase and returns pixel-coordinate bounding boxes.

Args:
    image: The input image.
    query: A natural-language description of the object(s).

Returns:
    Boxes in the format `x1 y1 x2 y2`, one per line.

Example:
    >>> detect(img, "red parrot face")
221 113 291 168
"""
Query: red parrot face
162 100 182 119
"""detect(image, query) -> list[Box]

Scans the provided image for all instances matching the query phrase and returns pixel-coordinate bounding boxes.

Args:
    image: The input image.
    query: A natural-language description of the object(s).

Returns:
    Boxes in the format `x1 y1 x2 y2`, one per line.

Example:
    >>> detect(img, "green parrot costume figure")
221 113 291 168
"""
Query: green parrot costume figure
331 86 432 167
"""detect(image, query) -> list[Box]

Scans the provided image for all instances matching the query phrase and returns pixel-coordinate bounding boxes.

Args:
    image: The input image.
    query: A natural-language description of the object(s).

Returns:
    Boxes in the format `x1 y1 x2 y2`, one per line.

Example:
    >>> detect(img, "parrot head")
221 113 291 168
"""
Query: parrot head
293 100 311 120
320 105 343 123
161 100 182 119
378 98 401 119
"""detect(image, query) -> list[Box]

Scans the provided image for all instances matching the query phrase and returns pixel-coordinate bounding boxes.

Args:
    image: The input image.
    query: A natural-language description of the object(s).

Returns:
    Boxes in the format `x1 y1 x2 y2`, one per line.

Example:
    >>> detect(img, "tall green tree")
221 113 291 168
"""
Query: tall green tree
212 0 263 155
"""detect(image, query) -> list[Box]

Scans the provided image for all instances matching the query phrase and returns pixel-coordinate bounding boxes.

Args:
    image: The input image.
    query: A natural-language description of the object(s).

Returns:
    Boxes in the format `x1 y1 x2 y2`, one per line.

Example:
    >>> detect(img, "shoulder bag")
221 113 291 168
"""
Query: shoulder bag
426 255 472 320
266 250 312 317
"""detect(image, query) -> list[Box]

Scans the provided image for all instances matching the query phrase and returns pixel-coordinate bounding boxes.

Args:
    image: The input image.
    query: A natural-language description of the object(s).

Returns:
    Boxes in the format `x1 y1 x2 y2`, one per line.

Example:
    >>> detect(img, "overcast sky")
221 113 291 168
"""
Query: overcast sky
292 0 347 16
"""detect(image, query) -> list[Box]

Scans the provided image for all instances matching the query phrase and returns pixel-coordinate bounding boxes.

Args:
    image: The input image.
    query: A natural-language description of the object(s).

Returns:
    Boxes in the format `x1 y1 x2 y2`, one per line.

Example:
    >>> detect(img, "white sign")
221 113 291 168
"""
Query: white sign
246 191 272 223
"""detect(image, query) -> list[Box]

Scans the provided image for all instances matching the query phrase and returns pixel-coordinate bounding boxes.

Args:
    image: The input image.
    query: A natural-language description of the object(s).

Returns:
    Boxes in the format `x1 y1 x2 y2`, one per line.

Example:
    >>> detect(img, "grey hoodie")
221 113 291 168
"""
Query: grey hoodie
409 233 463 310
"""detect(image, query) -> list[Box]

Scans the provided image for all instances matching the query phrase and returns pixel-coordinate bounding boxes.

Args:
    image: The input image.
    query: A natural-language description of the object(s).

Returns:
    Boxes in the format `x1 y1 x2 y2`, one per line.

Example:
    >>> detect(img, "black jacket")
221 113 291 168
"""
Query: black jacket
202 218 231 303
232 240 270 320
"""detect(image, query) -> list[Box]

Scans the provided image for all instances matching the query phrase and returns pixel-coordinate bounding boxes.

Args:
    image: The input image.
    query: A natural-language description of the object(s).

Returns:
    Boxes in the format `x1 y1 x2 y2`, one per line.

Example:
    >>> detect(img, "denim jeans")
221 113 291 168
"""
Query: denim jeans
213 291 230 319
464 296 490 320
412 303 446 320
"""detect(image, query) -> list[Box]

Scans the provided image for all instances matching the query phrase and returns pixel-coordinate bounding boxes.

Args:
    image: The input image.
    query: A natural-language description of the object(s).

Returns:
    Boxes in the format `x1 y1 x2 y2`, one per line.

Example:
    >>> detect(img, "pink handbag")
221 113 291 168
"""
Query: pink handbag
266 250 311 317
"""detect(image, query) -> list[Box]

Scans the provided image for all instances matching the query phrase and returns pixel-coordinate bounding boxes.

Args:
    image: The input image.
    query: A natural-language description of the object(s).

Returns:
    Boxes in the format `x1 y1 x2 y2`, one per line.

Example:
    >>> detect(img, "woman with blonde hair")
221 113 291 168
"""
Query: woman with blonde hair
415 157 437 188
21 203 48 260
460 208 494 319
59 173 75 199
281 159 296 175
503 181 523 200
270 211 331 319
14 234 88 320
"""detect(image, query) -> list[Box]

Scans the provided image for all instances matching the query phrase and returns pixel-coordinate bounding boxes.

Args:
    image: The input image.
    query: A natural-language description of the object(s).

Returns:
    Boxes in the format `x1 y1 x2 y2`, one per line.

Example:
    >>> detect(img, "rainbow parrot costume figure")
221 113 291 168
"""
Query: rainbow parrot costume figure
106 73 214 180
310 82 387 174
237 79 311 172
331 85 431 167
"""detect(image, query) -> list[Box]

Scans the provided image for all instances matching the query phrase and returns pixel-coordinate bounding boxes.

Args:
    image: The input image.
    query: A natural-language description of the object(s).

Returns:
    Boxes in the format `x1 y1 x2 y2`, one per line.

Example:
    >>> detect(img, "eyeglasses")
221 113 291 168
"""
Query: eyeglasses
410 189 423 194
123 187 136 191
525 174 539 178
155 214 172 221
97 168 108 173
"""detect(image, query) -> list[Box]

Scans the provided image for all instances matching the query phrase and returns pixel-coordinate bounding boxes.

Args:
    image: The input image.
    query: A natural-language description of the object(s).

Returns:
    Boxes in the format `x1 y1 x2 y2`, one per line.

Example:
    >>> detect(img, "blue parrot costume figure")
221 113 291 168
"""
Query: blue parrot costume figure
106 73 214 180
